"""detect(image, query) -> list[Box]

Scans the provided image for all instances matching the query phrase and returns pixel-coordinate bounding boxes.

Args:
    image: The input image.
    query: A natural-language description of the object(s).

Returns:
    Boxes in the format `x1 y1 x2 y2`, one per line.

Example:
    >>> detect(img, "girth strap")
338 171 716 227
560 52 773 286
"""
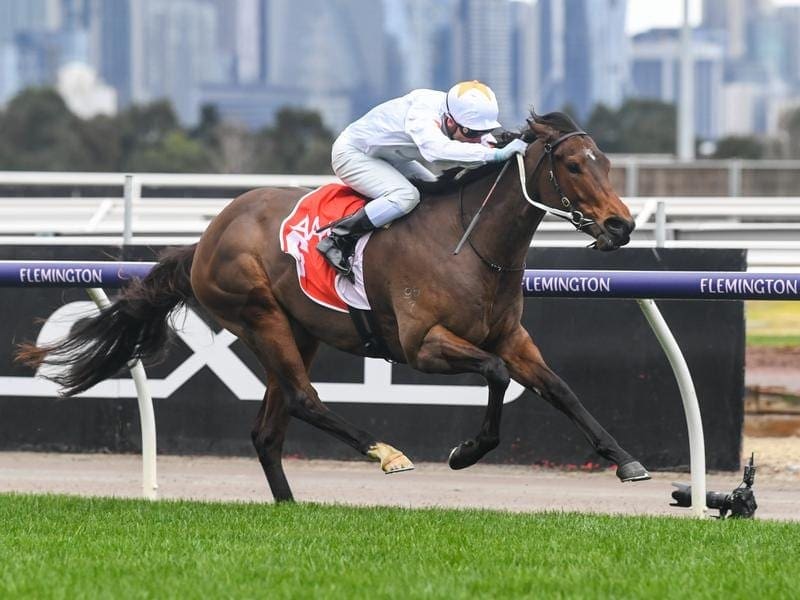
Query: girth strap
348 306 396 362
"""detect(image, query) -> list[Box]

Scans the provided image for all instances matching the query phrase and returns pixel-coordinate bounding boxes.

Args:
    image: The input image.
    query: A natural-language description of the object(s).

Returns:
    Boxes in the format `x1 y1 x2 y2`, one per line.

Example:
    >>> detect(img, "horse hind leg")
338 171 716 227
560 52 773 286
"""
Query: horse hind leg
251 333 397 503
251 380 293 501
237 288 413 499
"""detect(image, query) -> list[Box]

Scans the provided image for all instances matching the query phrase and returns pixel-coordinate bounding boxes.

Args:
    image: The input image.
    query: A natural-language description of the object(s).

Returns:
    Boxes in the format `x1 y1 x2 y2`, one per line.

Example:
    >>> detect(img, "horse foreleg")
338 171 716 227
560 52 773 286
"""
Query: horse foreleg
496 326 650 482
411 325 510 470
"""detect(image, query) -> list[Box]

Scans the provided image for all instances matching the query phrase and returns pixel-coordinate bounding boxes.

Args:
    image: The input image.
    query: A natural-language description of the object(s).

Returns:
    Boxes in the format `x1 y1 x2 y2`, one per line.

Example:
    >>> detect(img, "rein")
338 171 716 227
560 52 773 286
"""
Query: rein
454 131 595 272
457 182 525 273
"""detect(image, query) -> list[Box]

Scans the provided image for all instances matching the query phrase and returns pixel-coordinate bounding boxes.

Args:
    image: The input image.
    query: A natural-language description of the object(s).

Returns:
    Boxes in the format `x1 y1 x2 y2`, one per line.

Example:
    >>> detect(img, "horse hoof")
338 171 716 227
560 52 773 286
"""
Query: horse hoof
448 441 476 470
367 443 414 474
617 460 651 482
383 451 415 474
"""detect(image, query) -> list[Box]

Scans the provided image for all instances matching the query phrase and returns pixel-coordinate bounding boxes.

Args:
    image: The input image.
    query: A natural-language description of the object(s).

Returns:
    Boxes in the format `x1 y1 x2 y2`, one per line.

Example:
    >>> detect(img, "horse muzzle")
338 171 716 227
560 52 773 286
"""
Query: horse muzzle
594 217 634 251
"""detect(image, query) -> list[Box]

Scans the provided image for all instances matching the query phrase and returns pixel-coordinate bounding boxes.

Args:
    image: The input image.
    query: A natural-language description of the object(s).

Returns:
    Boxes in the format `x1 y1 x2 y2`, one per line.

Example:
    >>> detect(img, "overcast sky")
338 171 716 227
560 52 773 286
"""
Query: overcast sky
625 0 800 35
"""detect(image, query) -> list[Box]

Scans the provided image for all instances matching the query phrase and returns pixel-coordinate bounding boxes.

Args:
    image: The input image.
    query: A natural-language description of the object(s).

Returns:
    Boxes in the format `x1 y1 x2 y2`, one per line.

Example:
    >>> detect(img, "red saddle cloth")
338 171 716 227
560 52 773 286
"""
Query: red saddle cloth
279 184 366 312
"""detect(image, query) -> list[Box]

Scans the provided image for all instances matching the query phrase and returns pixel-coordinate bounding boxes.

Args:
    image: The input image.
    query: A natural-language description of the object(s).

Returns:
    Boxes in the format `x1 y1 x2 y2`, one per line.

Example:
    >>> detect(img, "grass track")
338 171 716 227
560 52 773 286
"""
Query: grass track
1 494 799 599
746 301 800 347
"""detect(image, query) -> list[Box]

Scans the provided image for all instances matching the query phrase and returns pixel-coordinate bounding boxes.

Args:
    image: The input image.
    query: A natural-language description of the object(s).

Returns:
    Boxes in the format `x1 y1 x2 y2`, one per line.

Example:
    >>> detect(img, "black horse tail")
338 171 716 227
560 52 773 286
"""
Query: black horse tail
15 244 197 397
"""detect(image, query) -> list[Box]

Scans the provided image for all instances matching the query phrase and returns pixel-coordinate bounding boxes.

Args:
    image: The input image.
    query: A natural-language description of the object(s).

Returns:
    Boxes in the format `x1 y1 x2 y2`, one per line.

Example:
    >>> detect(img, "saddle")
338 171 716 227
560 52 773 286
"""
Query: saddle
278 184 394 360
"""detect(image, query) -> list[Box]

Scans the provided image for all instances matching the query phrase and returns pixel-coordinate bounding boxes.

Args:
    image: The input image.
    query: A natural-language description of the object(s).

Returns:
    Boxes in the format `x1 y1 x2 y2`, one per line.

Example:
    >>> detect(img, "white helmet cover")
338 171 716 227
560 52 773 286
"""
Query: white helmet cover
446 80 501 131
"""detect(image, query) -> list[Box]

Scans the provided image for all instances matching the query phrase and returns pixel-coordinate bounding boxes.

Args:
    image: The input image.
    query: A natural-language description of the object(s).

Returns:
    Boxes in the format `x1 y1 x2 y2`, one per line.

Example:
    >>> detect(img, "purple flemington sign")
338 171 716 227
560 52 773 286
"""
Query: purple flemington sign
0 261 798 300
0 261 156 288
522 270 800 300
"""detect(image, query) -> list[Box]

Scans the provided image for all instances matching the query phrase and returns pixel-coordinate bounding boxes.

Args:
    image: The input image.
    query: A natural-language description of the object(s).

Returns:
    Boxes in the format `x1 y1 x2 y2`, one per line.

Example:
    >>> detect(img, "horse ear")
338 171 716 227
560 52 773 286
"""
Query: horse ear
529 119 556 140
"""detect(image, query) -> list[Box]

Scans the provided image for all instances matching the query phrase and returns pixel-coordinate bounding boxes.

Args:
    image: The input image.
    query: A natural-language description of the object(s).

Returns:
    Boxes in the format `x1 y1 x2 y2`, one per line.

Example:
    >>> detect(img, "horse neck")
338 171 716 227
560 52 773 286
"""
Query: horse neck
460 161 544 271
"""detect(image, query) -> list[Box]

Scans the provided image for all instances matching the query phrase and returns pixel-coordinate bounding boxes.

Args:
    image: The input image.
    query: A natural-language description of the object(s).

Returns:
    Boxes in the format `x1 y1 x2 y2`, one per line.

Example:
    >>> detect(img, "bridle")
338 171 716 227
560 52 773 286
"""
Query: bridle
456 131 597 272
516 131 595 232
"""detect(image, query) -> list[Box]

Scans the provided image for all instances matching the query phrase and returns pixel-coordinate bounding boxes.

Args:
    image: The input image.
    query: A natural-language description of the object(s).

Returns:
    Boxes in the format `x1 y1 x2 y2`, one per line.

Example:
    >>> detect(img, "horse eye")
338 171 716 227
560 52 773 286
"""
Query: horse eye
567 162 581 174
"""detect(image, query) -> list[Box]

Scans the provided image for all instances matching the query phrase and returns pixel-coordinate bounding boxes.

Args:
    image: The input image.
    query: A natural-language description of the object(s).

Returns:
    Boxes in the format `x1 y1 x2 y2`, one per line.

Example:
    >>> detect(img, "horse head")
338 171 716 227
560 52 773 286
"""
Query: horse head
520 111 634 251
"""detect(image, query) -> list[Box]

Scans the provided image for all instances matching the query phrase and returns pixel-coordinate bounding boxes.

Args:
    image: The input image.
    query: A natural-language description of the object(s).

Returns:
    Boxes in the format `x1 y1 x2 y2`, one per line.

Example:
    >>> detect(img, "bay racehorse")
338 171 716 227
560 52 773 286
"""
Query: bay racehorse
18 111 650 502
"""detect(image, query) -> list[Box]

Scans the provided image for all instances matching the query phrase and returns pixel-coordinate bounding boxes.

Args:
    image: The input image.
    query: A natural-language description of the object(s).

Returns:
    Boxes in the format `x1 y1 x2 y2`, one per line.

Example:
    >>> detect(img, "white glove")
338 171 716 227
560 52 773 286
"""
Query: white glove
492 138 528 162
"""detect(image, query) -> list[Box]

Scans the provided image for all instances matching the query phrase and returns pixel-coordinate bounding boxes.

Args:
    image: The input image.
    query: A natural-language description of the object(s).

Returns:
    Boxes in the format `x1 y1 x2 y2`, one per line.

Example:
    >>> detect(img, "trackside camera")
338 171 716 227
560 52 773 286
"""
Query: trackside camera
670 453 758 519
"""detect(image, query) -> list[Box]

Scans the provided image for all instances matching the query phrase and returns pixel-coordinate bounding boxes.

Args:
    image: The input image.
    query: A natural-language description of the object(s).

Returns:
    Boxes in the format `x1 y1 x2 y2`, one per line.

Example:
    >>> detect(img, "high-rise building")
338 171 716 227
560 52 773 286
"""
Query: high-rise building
702 0 748 60
747 7 785 82
61 0 92 30
562 0 591 118
234 0 262 84
452 0 514 123
538 0 566 112
0 0 60 46
584 0 628 116
779 6 800 89
631 28 725 140
130 0 223 123
721 76 792 137
12 30 84 90
0 0 97 105
196 82 308 130
383 0 456 94
511 0 539 123
262 0 386 131
539 0 627 122
205 0 239 83
0 44 16 103
89 0 131 105
701 0 800 137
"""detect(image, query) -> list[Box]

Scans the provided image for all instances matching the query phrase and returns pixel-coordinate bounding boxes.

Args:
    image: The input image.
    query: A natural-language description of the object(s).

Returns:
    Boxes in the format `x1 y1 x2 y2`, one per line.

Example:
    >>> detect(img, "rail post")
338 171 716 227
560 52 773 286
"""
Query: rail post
637 299 707 517
655 201 667 247
123 175 140 247
85 287 158 501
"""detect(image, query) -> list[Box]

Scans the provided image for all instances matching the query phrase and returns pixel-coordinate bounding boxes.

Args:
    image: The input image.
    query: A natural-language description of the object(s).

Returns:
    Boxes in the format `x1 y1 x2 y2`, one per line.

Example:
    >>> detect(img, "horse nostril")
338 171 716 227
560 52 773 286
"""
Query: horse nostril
604 217 633 239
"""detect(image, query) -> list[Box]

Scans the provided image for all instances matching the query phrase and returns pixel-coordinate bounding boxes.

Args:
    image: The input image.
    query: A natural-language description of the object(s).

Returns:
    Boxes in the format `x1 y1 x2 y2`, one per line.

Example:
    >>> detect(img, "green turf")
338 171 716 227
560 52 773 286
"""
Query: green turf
1 494 798 599
747 334 800 347
746 301 800 347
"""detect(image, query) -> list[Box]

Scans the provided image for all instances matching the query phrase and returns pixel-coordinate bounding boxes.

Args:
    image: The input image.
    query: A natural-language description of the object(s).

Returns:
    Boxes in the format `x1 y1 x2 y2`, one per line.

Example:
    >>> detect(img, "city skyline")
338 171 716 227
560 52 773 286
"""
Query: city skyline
1 0 800 146
625 0 800 34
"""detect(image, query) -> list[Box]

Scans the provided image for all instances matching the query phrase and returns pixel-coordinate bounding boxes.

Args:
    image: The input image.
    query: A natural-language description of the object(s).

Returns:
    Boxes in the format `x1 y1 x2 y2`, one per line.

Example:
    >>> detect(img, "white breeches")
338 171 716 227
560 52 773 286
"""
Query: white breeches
331 137 422 227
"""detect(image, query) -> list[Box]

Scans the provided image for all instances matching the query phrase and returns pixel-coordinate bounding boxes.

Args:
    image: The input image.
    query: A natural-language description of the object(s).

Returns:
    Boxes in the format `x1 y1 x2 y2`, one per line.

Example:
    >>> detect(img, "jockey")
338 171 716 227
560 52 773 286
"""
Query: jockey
317 80 528 275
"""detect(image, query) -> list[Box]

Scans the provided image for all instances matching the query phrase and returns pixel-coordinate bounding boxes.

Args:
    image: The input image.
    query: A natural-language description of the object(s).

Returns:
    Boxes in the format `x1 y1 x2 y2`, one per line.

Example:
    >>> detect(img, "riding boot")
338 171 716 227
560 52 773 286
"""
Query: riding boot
317 207 376 277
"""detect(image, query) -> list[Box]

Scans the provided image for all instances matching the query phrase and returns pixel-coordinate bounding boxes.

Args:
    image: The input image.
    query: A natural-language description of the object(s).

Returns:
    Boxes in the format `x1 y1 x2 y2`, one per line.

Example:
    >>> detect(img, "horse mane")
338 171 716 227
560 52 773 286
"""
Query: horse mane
411 163 503 195
412 109 580 196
